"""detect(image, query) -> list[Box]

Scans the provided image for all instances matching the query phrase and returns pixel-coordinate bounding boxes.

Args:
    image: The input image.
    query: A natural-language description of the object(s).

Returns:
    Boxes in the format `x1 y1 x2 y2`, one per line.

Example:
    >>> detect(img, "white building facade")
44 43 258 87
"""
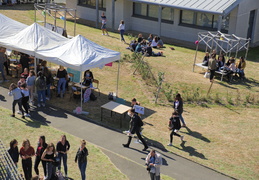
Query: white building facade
67 0 259 46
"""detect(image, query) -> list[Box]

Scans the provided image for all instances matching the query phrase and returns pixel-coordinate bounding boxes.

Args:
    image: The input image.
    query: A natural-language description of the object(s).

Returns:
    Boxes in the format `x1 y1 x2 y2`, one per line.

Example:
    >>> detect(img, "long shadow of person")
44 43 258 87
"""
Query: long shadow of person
182 126 211 143
174 141 207 160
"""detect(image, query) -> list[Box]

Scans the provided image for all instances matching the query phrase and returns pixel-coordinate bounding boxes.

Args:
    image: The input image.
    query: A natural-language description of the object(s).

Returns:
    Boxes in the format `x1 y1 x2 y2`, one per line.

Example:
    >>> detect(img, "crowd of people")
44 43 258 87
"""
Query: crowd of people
8 135 88 180
127 33 164 56
202 49 247 82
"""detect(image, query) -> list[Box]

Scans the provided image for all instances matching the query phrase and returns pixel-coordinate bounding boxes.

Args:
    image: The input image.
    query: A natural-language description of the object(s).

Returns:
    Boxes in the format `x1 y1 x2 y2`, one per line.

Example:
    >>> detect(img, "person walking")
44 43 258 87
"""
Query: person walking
118 20 125 43
75 140 88 180
145 149 162 180
101 12 109 35
0 47 8 82
20 139 35 180
122 109 148 151
167 111 184 146
173 93 186 127
8 83 24 118
8 139 19 167
56 135 70 178
35 71 46 107
34 136 48 177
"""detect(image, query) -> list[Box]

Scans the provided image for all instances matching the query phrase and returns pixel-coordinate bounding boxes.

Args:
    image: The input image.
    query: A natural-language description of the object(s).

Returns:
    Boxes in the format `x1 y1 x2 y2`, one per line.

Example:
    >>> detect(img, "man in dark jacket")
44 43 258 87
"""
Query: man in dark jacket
123 109 148 151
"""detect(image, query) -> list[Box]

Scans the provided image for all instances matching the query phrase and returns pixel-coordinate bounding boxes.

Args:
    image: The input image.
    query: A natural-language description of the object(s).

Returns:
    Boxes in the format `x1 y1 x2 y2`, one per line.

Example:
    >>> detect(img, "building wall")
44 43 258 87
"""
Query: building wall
235 0 259 45
67 0 259 46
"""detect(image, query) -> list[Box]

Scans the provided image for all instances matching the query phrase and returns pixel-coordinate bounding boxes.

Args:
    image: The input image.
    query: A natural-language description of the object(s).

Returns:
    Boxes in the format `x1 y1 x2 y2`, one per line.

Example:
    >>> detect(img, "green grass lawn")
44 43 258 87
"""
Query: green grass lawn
0 4 259 180
0 107 128 180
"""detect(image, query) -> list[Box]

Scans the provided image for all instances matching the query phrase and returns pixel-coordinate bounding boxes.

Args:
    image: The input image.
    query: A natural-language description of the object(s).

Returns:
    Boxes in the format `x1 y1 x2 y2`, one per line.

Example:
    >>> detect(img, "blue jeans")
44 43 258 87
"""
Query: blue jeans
120 30 125 41
78 161 87 180
58 78 66 94
37 90 46 104
0 63 7 81
179 113 186 125
58 153 67 175
45 162 55 180
46 84 51 98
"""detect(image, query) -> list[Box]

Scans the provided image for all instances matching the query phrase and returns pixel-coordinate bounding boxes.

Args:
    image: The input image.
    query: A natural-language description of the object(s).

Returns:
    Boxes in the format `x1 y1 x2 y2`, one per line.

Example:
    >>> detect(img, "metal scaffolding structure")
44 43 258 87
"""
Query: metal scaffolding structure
34 3 77 37
0 139 22 180
193 31 250 72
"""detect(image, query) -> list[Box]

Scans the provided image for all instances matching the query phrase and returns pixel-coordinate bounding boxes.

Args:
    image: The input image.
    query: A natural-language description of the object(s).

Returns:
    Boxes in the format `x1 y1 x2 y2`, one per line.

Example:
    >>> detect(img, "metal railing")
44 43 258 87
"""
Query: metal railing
0 139 23 180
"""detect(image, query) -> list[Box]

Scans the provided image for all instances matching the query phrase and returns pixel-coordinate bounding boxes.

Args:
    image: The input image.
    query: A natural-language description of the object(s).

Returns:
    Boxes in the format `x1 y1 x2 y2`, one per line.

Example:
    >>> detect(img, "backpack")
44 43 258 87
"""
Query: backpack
38 77 46 89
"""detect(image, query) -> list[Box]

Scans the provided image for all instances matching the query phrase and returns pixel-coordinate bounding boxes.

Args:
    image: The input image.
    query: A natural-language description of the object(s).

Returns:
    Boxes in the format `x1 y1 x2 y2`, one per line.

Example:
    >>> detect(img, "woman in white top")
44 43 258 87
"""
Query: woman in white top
118 20 125 43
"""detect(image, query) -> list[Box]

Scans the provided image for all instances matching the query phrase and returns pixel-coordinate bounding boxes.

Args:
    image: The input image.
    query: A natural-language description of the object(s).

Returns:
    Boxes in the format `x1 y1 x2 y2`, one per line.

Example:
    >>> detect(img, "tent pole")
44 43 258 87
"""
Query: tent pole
193 36 199 72
80 72 82 110
116 59 120 97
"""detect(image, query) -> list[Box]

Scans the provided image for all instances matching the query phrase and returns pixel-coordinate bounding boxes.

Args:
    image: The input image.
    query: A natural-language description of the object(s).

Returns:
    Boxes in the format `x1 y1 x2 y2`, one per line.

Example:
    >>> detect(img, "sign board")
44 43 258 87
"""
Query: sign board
133 105 144 115
67 68 81 83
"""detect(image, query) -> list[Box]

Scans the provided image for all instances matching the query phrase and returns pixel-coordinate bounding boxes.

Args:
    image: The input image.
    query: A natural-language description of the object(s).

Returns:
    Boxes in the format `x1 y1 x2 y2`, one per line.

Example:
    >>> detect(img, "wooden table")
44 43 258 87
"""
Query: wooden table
101 101 131 128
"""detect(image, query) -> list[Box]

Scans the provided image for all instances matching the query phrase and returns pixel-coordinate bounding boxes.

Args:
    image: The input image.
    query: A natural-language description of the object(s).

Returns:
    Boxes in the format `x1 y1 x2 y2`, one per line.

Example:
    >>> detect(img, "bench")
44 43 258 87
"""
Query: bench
194 63 227 81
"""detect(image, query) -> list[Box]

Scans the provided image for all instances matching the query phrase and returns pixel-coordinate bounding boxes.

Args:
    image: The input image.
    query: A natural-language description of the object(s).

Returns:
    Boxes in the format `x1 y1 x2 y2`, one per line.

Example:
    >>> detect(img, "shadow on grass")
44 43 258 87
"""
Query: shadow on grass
174 141 207 160
0 94 7 102
0 3 34 11
182 127 211 143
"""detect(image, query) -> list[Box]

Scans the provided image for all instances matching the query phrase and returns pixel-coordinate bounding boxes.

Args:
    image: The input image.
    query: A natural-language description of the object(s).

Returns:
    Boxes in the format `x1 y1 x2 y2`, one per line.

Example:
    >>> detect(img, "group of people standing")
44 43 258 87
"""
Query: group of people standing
8 135 89 180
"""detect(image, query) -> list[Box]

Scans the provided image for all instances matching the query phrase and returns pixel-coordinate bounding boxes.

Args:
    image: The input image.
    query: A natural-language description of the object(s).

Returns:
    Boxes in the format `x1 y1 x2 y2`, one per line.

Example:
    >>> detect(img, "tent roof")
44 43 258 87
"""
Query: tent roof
37 35 121 71
0 13 27 38
0 23 69 56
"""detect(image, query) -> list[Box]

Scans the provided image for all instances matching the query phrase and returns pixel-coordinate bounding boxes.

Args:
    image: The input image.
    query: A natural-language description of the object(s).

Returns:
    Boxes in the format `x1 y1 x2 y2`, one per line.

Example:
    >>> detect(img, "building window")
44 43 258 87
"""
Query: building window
162 7 174 23
133 3 174 23
180 10 227 31
78 0 106 10
221 14 230 31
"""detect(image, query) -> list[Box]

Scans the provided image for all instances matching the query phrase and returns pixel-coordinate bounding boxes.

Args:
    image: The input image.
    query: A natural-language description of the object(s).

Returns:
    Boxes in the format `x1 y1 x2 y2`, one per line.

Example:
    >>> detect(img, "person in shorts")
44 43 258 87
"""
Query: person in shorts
101 12 109 35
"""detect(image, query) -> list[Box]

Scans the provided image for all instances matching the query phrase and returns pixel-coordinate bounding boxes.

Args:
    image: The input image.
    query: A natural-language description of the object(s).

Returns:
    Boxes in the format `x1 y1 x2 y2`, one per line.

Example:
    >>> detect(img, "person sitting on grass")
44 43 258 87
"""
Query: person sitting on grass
8 83 25 119
129 40 138 52
147 34 153 43
145 43 163 57
157 37 164 48
151 36 158 48
235 56 246 79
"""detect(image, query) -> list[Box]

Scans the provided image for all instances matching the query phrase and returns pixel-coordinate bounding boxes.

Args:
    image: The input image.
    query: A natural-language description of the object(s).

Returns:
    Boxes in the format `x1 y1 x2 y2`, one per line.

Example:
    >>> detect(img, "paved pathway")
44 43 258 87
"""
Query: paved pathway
0 86 234 180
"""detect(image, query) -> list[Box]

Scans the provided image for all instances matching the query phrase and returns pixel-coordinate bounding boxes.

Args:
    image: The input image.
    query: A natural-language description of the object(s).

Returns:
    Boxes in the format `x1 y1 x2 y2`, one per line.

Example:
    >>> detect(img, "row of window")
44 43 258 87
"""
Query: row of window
77 1 229 31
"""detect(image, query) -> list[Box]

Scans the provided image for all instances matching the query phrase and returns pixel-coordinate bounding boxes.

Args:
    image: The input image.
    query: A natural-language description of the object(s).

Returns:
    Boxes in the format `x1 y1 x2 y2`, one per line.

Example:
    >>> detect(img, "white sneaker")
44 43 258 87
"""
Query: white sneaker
42 103 45 107
167 143 172 146
17 111 22 114
37 104 41 107
46 97 50 101
102 34 105 35
25 113 31 117
180 136 184 141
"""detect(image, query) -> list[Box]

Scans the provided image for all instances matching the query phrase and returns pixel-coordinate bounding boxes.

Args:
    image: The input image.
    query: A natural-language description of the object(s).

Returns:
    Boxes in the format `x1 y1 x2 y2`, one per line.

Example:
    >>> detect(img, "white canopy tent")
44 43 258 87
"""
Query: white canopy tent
0 23 69 56
36 34 121 71
0 21 121 112
0 13 27 38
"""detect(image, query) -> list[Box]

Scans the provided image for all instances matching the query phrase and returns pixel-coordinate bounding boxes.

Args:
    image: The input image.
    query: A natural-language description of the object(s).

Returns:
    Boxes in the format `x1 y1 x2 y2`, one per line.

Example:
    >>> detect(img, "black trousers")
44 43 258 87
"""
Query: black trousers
170 129 181 143
22 158 32 180
209 70 215 80
12 98 24 115
3 61 9 75
125 130 148 149
22 96 29 114
34 155 46 176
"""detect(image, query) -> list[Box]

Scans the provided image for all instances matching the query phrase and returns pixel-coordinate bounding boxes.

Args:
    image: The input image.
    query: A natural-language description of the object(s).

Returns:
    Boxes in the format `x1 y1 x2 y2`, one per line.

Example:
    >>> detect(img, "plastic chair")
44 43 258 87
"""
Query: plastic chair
92 79 100 96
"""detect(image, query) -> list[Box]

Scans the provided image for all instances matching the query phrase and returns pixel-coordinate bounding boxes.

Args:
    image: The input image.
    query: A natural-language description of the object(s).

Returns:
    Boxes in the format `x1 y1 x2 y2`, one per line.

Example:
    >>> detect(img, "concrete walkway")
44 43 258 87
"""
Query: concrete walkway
0 86 234 180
